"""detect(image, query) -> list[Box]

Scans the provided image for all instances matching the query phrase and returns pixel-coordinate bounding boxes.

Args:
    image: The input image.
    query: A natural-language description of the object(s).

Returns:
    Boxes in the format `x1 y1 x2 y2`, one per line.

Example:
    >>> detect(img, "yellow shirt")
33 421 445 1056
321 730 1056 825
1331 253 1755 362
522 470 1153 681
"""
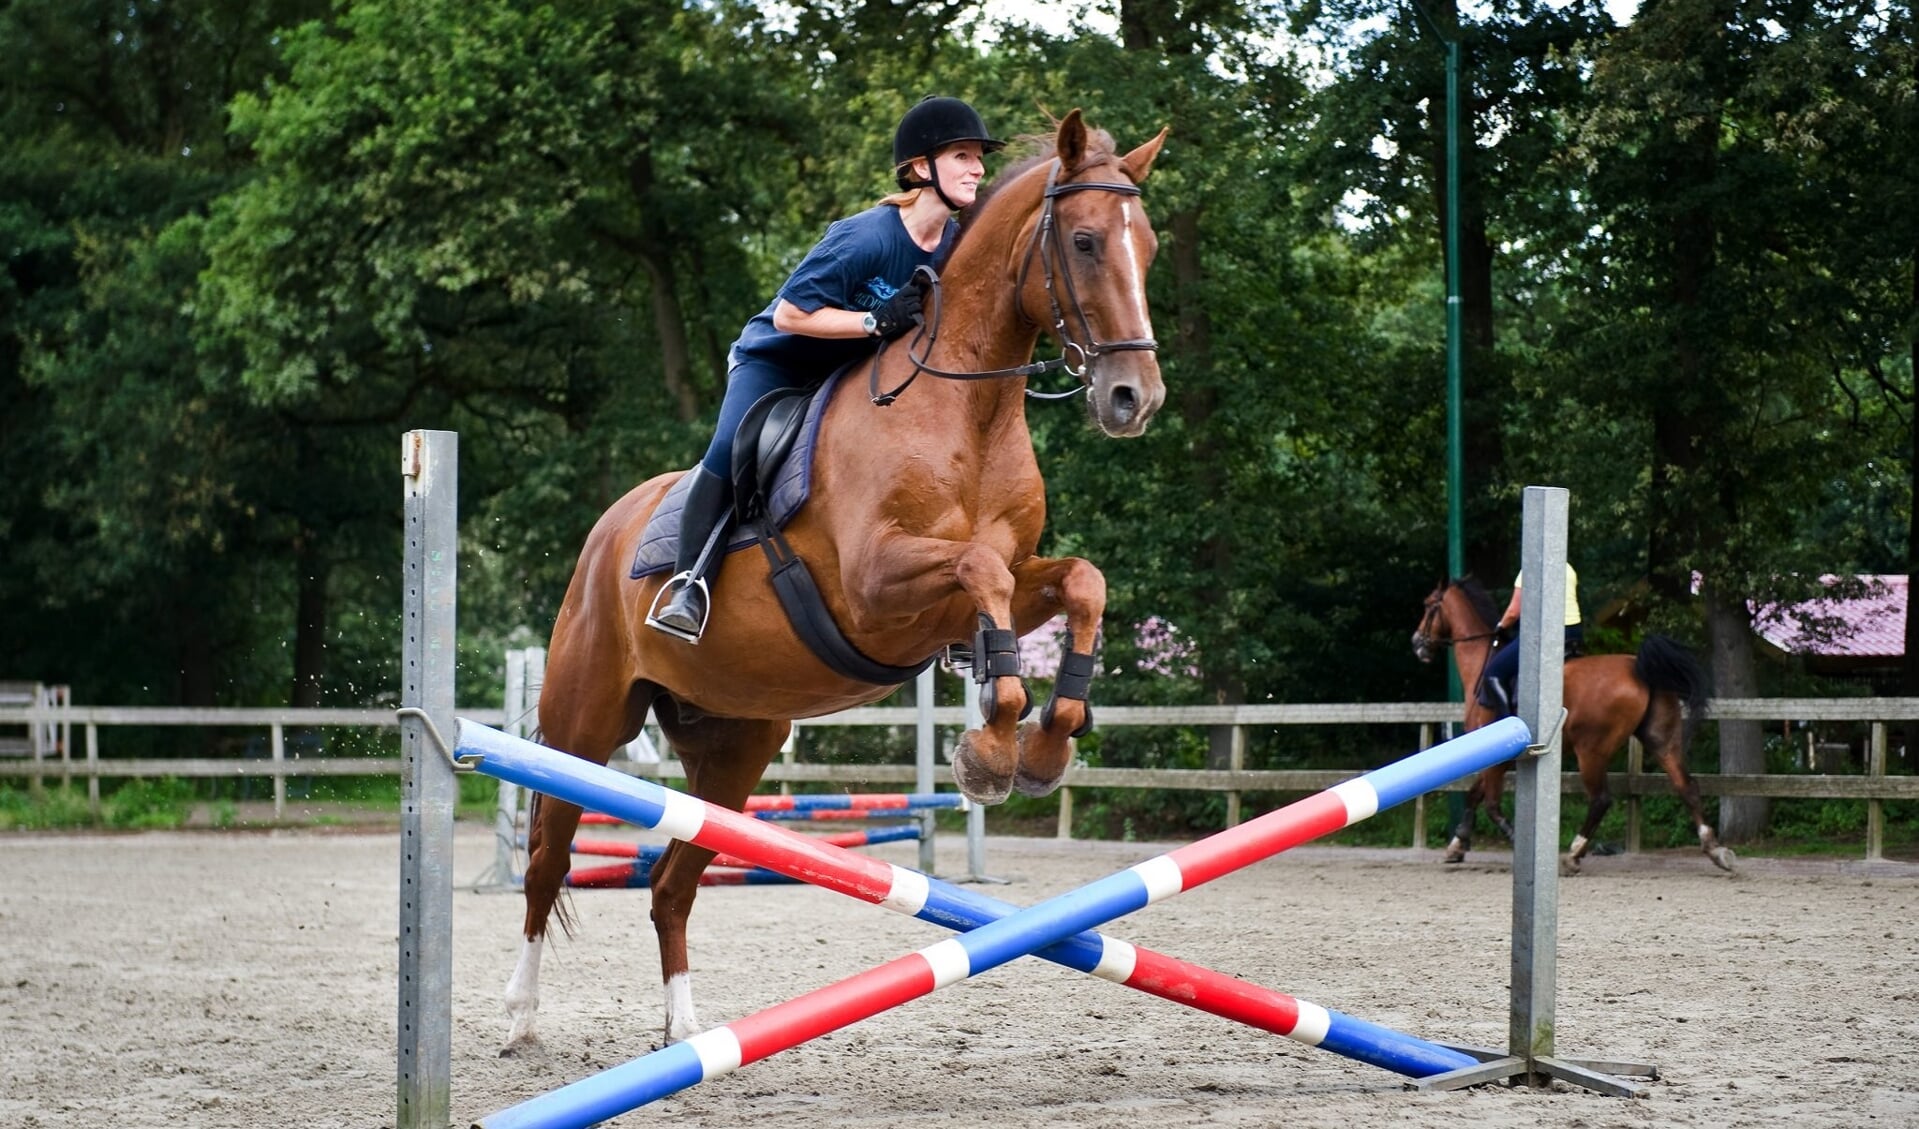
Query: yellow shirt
1513 564 1581 626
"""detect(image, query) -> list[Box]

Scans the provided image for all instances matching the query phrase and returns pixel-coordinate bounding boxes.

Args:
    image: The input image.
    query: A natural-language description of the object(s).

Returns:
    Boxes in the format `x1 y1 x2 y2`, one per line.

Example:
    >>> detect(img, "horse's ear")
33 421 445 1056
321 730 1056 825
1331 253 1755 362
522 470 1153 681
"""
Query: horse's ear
1056 109 1088 169
1121 127 1170 183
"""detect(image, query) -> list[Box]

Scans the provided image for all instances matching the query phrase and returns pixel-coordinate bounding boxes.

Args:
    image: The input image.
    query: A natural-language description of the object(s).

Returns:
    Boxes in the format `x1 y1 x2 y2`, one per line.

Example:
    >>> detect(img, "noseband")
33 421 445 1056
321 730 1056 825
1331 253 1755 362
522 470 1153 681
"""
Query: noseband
871 158 1158 407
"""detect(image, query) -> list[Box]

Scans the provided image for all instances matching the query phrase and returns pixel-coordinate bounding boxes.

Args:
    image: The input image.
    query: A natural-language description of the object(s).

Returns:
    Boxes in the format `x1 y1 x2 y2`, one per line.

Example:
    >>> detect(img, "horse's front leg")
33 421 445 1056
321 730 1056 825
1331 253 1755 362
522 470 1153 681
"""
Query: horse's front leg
1007 555 1106 797
846 535 1025 805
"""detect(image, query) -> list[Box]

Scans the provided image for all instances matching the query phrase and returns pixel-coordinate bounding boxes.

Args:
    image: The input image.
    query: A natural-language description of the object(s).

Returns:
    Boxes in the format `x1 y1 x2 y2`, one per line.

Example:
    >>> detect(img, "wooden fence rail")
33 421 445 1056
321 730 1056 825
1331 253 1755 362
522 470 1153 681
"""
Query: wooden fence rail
1 699 1912 859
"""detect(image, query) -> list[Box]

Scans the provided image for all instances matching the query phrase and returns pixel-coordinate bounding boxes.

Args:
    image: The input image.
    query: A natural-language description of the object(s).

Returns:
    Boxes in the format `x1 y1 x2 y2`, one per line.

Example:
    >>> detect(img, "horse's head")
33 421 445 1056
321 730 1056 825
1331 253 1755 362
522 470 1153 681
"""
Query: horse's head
1412 576 1498 663
1024 110 1170 438
1412 580 1453 663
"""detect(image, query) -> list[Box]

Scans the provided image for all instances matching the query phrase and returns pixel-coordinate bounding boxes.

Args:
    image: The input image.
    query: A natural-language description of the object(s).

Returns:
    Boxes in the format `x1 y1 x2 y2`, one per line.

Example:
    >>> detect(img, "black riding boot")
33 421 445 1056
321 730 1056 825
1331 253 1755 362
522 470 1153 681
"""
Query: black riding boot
646 465 732 643
1477 675 1514 719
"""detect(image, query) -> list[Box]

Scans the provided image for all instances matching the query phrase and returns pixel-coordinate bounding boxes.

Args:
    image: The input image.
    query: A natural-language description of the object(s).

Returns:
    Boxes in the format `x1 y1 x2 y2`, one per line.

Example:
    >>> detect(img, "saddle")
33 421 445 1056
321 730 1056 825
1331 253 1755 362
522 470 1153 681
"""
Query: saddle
628 381 826 580
729 388 811 524
629 371 936 686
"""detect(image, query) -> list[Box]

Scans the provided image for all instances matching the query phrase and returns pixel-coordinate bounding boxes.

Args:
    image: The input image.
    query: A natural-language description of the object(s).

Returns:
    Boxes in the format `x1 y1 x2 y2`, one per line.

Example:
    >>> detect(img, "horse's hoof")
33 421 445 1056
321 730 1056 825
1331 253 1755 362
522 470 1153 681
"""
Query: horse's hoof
1710 846 1737 872
952 731 1012 805
1012 772 1059 798
1011 721 1068 798
1559 855 1583 877
498 1031 542 1059
1442 840 1467 865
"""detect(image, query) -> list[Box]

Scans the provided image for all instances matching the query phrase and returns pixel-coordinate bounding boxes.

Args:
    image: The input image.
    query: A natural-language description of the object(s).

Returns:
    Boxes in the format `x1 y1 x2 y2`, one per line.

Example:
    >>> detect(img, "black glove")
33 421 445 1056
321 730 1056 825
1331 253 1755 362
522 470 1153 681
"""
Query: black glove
1493 621 1518 647
868 272 930 341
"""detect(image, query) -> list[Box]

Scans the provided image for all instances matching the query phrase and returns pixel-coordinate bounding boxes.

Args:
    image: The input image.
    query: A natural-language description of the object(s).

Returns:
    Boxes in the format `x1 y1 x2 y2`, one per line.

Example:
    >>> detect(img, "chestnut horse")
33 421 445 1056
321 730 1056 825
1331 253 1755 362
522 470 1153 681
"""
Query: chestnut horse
504 111 1170 1051
1411 577 1735 874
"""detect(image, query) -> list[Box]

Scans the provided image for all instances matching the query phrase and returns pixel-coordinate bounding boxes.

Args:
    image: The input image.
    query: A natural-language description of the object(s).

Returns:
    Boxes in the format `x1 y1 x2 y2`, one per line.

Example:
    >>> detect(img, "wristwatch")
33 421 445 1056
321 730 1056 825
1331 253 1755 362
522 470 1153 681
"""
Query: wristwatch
861 311 878 336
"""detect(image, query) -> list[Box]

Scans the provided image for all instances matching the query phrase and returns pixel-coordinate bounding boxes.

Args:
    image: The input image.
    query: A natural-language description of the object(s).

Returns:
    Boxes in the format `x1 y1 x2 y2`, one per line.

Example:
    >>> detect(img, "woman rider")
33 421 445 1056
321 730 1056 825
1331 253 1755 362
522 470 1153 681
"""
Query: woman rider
647 96 1005 642
1478 561 1584 717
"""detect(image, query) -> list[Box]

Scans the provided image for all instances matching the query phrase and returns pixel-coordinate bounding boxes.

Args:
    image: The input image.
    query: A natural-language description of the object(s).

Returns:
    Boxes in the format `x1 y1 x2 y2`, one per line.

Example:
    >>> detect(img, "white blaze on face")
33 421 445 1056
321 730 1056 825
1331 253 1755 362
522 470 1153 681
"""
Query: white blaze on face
1118 199 1153 338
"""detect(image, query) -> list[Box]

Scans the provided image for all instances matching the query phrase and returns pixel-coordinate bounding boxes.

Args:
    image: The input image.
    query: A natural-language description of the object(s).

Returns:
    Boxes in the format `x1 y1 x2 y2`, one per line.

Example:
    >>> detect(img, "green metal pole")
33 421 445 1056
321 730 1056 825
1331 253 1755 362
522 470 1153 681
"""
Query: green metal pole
1443 35 1466 838
1410 3 1469 839
1444 37 1464 589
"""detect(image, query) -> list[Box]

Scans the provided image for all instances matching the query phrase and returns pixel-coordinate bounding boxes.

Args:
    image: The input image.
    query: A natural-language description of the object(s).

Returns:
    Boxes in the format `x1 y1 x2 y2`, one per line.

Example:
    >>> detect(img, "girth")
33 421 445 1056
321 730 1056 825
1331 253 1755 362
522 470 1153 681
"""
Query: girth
734 389 937 687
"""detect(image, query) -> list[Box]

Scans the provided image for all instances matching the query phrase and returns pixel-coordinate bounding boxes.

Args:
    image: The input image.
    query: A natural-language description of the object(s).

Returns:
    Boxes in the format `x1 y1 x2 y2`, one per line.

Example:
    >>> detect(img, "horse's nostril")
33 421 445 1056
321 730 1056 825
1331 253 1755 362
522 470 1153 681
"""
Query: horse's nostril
1111 384 1138 425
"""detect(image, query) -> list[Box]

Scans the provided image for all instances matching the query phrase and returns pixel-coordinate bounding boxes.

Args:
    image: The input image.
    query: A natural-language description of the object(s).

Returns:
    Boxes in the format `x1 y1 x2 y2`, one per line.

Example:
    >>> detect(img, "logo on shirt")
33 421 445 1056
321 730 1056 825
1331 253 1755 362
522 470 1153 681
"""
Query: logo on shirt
856 277 898 311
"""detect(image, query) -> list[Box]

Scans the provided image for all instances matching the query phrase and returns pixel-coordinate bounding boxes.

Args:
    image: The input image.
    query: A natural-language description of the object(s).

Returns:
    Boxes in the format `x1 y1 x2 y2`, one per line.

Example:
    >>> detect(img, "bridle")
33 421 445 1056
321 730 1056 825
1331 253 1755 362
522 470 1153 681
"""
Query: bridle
1412 591 1496 657
870 158 1158 407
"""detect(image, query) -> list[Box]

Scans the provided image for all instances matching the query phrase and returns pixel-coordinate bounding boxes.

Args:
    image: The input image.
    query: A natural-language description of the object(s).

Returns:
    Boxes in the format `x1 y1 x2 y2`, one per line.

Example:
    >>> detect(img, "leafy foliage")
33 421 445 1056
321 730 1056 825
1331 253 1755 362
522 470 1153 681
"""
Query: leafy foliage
2 1 1913 844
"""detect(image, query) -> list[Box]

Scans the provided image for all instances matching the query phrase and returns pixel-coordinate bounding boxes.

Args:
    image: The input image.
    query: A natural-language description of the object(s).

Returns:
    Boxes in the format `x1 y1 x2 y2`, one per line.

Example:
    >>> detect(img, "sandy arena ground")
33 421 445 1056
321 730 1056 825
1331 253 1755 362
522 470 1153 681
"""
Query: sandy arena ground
1 824 1915 1129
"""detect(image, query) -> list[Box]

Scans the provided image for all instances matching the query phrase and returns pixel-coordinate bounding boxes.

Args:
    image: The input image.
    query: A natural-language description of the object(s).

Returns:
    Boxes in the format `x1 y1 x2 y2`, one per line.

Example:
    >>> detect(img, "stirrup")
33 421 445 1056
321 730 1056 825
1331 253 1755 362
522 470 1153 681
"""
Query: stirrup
645 572 711 644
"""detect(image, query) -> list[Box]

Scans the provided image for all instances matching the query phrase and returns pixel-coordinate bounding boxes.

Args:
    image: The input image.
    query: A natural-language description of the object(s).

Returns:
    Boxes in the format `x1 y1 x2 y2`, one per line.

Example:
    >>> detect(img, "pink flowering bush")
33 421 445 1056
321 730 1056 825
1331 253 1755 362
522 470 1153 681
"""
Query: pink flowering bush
1018 615 1197 680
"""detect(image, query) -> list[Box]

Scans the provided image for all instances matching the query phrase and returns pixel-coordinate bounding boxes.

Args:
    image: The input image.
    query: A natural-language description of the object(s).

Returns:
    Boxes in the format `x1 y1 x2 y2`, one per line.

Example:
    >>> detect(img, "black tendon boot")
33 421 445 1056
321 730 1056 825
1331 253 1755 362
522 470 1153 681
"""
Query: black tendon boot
646 466 732 643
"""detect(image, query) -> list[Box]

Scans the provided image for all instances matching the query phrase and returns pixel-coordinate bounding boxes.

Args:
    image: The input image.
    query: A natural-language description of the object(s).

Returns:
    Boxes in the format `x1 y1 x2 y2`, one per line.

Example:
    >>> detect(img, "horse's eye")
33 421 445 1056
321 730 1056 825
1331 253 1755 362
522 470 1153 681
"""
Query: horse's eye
1073 232 1095 253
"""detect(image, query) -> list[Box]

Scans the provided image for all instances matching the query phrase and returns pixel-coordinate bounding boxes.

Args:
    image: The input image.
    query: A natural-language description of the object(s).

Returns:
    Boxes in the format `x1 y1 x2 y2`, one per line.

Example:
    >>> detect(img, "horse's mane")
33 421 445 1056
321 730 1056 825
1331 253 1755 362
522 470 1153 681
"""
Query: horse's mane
1450 576 1501 631
950 126 1122 253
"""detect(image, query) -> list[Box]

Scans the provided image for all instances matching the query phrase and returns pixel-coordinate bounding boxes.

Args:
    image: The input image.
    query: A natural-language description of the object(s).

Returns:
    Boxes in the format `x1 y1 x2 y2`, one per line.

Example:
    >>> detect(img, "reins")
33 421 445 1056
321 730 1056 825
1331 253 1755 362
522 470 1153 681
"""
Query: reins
1427 629 1498 648
870 158 1158 407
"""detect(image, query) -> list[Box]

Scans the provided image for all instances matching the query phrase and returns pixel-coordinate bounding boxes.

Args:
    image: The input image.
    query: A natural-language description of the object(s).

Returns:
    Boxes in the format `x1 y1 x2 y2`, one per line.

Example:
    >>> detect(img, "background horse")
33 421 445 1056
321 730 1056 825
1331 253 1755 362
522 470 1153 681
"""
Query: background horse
505 111 1170 1052
1411 577 1736 874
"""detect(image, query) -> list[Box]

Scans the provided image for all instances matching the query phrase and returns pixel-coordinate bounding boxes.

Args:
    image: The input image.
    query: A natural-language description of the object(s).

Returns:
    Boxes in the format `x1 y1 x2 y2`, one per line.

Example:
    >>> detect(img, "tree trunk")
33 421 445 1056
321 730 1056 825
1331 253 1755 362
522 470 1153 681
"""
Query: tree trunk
173 588 217 755
1167 206 1243 770
291 532 328 709
175 594 216 708
641 252 700 422
1116 0 1241 768
1704 582 1767 841
1906 12 1918 695
628 149 701 422
1648 104 1722 609
1458 82 1502 576
1904 249 1918 695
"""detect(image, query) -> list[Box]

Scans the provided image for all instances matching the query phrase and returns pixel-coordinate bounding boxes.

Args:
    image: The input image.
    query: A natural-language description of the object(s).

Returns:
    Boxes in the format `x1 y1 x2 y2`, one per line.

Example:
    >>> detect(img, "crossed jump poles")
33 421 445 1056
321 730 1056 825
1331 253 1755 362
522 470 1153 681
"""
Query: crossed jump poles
397 430 1655 1129
449 714 1529 1128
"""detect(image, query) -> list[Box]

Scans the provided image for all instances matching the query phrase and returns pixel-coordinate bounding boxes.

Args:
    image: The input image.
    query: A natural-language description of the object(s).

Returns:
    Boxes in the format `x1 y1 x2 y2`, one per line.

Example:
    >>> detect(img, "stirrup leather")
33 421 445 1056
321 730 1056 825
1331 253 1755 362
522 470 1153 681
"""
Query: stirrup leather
645 572 711 644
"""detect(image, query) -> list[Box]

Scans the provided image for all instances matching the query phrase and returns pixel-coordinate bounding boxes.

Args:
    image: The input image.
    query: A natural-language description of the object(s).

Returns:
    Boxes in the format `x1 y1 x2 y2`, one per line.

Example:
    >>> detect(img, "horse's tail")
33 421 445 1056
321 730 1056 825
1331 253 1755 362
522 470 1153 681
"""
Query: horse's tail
1634 634 1709 748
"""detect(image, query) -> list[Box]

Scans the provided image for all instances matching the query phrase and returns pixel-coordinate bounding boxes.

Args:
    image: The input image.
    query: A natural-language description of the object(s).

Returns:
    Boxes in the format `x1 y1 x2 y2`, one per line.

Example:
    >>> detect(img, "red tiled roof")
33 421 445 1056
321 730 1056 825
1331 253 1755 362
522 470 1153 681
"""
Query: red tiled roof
1753 575 1905 659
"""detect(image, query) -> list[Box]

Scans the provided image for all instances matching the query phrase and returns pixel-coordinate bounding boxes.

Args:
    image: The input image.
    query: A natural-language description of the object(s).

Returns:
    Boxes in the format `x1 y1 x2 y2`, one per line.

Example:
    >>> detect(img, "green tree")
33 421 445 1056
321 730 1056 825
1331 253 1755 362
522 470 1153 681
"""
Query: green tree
0 0 330 708
1292 0 1614 581
982 8 1447 761
1547 0 1907 837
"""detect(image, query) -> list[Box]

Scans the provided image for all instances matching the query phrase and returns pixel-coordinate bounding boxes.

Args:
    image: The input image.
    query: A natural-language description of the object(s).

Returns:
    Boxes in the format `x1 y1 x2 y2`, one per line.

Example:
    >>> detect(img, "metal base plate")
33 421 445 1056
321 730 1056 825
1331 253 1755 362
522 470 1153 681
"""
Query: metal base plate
1412 1045 1656 1098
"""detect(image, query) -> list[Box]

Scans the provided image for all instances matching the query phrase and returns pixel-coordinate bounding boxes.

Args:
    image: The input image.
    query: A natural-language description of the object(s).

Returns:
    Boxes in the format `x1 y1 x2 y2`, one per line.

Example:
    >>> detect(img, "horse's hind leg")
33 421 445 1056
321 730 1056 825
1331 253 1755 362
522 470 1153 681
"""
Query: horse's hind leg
1642 695 1735 871
1443 768 1496 864
1480 764 1516 842
1563 740 1612 875
1007 554 1106 797
648 708 789 1044
503 671 650 1055
504 791 581 1053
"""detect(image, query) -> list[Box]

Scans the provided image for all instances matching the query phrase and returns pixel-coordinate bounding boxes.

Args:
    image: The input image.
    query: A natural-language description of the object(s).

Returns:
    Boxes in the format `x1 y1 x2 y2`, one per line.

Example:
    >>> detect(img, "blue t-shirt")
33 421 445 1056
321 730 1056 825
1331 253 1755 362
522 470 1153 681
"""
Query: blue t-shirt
729 204 956 376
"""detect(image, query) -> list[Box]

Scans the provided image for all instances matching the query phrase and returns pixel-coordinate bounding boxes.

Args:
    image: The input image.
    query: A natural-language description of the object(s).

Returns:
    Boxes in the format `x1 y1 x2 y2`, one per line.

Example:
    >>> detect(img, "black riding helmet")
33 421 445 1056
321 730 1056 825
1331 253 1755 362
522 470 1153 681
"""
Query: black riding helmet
893 96 1005 209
